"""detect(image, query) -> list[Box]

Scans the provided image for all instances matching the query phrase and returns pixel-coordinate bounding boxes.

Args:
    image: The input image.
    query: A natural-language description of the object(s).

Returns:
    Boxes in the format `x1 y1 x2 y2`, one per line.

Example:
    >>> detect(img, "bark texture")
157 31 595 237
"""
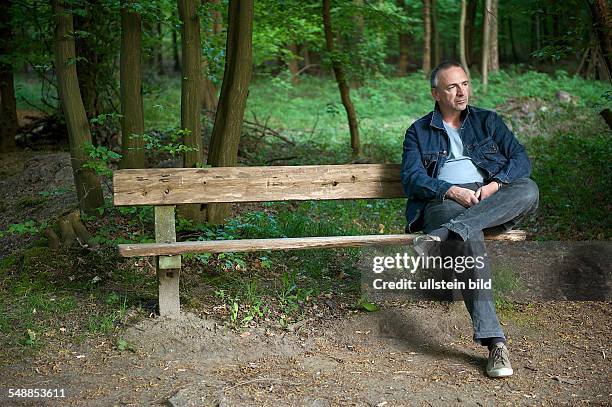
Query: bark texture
205 0 254 224
488 0 499 72
481 0 491 90
119 0 145 169
459 0 471 79
588 0 612 80
53 0 105 215
422 0 431 75
178 0 203 168
322 0 361 159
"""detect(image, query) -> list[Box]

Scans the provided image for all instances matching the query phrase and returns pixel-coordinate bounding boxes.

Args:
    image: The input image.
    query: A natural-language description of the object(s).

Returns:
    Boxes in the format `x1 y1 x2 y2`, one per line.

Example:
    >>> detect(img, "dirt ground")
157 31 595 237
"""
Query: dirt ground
0 151 610 406
0 301 610 406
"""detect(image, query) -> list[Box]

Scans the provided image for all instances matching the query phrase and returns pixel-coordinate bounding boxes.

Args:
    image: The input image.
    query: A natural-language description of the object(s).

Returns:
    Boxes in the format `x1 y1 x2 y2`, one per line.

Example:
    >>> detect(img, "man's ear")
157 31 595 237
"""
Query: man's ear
431 88 440 101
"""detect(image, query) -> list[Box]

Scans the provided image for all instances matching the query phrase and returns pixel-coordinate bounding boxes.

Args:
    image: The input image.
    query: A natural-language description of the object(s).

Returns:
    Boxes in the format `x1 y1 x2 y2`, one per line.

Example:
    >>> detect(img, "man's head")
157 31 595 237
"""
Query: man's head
430 61 470 114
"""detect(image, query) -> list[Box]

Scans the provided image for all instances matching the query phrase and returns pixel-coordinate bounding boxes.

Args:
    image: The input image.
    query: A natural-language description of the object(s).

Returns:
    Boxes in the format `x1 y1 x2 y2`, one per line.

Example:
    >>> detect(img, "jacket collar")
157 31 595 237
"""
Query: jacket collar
429 102 471 130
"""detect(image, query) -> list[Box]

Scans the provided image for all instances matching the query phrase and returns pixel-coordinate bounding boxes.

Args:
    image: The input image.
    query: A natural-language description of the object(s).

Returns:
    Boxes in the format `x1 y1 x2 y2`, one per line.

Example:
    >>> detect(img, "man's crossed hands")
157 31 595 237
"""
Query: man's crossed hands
446 182 500 208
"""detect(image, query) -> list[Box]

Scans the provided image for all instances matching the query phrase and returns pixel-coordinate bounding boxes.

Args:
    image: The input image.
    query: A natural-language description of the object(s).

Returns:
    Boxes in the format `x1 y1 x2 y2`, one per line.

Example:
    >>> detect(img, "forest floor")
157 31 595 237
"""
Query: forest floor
0 148 610 406
0 300 610 406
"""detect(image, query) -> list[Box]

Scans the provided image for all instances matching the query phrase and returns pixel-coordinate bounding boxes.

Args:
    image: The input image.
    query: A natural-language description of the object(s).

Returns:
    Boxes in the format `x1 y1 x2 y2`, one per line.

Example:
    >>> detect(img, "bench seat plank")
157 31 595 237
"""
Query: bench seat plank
113 164 405 206
118 230 526 257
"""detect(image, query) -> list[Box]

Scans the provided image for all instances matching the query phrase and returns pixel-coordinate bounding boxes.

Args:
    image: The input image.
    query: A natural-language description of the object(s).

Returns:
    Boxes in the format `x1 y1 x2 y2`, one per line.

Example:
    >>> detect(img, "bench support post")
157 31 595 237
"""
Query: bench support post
155 205 181 317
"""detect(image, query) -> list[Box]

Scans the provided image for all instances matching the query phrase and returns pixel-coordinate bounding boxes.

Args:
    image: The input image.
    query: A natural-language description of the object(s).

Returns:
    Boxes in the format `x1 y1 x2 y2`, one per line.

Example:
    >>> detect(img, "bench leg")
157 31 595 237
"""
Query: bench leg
154 205 181 317
157 262 180 317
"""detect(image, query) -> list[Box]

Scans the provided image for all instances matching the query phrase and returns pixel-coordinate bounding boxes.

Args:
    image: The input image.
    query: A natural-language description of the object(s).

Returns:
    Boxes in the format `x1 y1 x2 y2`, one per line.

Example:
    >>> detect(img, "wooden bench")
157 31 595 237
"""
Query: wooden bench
113 164 526 317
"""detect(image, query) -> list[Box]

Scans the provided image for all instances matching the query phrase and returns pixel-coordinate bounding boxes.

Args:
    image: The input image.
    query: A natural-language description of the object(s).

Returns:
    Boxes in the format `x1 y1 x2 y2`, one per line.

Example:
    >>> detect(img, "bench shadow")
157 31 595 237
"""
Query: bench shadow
375 309 487 369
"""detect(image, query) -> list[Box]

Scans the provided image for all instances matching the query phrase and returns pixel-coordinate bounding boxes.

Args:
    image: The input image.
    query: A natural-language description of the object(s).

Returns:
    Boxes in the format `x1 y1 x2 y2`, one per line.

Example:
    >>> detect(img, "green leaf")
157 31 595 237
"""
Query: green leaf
358 301 379 312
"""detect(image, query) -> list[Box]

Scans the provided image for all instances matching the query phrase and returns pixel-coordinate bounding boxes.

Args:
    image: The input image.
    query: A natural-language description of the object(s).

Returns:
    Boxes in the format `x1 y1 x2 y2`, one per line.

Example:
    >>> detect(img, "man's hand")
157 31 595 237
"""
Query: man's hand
446 186 480 208
474 182 500 201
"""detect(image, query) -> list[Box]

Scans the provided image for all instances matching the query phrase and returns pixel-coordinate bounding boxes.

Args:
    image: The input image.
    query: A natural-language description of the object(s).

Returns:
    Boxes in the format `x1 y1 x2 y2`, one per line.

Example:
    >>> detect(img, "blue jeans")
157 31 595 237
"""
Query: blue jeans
422 178 539 344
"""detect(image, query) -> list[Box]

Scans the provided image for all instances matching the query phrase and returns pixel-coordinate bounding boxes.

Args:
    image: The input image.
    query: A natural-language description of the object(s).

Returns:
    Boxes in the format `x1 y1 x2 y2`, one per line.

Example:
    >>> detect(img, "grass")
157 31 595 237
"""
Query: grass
5 68 611 354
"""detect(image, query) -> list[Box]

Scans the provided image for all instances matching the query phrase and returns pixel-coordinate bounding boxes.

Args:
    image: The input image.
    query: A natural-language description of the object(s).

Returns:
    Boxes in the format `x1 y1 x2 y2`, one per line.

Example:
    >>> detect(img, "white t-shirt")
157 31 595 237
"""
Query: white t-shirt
437 121 485 184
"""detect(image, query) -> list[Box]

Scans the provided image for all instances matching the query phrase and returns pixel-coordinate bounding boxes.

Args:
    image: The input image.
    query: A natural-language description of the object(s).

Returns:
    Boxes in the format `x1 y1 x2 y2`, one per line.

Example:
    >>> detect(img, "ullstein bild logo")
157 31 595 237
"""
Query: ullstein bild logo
371 277 491 291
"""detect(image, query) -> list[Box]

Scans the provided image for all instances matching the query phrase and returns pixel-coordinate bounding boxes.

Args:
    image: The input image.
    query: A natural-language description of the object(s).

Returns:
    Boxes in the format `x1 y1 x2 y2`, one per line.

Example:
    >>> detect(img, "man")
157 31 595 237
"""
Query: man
400 61 539 378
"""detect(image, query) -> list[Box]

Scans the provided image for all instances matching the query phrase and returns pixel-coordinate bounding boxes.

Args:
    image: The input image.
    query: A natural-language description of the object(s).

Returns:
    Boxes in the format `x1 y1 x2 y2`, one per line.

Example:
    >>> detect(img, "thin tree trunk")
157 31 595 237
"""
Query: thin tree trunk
322 0 361 159
206 0 254 224
466 0 477 66
422 0 431 75
209 0 222 34
488 0 499 72
508 16 518 63
172 28 180 72
178 0 205 222
0 0 18 153
481 0 491 90
288 43 300 84
459 0 471 79
432 0 440 65
397 0 411 76
201 63 218 114
119 0 145 169
53 0 105 215
74 7 98 121
156 22 164 75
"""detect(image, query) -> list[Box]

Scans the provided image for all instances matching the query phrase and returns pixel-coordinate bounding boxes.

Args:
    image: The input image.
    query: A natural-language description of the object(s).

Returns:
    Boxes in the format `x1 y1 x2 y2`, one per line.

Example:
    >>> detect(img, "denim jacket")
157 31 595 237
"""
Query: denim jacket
400 103 531 232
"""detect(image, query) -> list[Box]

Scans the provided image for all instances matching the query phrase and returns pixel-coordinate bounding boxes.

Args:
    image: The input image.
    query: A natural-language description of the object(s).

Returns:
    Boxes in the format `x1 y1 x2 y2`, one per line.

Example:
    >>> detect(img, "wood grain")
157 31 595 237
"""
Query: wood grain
119 230 527 257
113 164 405 206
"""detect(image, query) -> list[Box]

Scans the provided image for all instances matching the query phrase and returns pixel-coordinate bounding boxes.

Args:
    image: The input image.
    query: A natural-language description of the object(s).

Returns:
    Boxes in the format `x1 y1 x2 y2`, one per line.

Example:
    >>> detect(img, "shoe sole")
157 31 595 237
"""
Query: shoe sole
487 367 514 378
413 236 438 257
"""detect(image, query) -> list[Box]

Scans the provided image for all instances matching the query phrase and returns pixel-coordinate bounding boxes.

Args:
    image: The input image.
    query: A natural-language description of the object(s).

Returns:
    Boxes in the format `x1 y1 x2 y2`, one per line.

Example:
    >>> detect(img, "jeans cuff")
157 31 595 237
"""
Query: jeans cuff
442 220 470 241
473 332 506 345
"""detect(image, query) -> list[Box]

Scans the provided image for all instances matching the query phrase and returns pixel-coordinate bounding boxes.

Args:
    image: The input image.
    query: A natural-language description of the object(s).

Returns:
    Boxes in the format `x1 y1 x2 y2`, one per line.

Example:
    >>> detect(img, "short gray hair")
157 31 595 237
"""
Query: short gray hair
430 61 467 88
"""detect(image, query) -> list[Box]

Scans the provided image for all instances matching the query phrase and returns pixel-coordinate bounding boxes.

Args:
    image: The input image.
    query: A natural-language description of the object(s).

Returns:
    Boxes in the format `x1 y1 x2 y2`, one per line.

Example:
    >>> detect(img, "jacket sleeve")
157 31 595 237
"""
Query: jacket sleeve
400 124 453 201
488 112 531 183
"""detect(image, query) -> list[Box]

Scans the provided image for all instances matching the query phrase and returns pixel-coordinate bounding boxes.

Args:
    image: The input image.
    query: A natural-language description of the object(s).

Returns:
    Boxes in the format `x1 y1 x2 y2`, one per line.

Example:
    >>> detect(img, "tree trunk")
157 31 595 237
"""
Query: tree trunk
432 0 440 66
178 0 205 222
172 28 180 72
508 16 518 63
156 22 164 75
201 63 218 114
205 0 254 224
119 0 145 169
397 0 411 76
53 0 105 215
0 0 18 153
588 0 612 80
322 0 361 159
74 8 98 121
466 0 477 66
288 43 300 84
481 0 491 90
178 0 203 168
422 0 431 75
488 0 499 72
209 0 223 34
459 0 471 78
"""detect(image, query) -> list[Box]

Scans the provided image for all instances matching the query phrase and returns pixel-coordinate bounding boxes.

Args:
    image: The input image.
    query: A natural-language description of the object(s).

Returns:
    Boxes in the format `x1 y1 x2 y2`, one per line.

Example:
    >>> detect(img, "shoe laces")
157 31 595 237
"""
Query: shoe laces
491 346 508 367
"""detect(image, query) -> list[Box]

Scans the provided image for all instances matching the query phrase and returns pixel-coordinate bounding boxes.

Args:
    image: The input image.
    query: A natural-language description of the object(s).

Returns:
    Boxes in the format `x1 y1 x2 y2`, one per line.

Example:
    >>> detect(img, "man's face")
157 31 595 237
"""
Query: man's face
431 66 470 113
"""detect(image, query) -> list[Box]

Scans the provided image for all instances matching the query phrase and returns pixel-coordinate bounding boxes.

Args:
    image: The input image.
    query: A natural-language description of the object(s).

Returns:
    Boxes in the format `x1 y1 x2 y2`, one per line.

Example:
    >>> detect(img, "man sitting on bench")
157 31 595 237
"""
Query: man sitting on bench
400 61 539 378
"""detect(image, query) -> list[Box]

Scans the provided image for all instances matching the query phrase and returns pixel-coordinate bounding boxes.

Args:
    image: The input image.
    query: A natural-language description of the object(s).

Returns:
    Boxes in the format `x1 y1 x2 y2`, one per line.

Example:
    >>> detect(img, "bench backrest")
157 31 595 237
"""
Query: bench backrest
113 164 405 206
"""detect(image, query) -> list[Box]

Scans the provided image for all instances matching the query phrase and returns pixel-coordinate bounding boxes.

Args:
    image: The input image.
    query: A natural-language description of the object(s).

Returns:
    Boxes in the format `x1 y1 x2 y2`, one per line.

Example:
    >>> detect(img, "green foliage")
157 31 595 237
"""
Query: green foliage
0 220 47 239
142 128 198 156
83 143 122 178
